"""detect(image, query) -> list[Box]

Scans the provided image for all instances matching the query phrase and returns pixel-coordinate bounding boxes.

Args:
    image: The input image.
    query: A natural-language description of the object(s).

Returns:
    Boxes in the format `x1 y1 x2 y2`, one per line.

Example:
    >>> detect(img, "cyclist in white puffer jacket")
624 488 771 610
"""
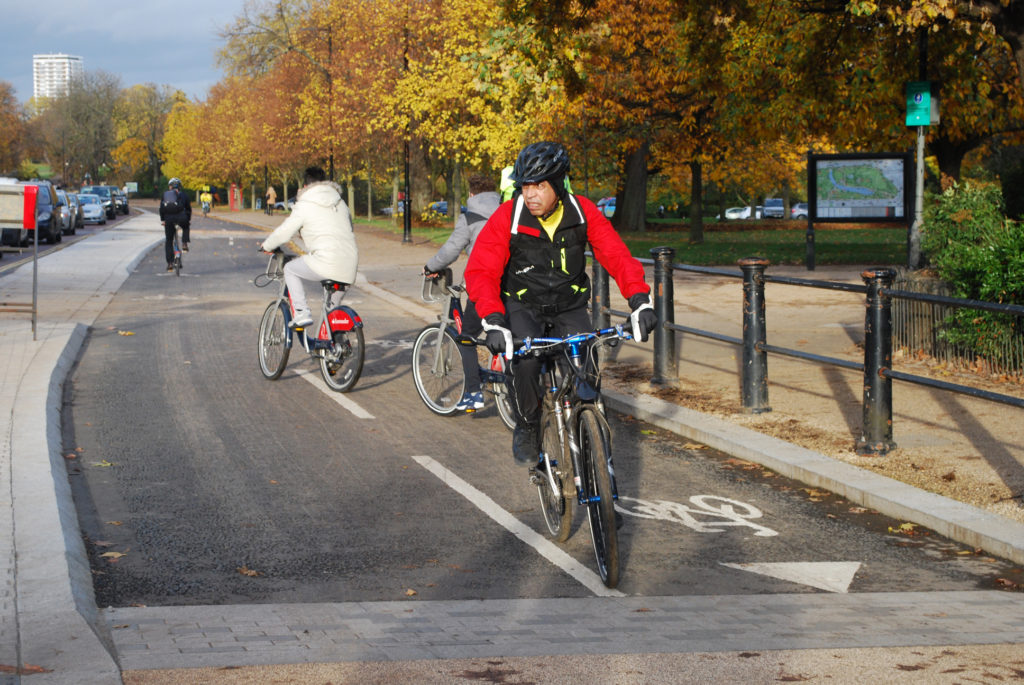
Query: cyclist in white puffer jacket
260 166 359 328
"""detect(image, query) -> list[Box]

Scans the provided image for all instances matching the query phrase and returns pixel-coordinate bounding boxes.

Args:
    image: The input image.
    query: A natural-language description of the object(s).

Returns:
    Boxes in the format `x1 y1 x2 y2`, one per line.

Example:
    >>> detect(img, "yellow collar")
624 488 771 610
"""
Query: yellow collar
538 203 563 240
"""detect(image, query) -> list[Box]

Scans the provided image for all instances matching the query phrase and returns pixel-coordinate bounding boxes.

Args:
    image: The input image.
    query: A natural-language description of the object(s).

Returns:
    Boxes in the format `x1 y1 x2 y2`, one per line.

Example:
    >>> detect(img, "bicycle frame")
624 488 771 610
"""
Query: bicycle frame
518 327 628 505
266 252 363 354
425 275 506 386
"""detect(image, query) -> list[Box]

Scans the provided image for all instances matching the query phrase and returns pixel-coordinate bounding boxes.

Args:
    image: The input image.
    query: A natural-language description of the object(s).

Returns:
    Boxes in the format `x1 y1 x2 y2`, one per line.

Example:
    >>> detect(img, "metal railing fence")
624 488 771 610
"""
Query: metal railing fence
590 247 1024 456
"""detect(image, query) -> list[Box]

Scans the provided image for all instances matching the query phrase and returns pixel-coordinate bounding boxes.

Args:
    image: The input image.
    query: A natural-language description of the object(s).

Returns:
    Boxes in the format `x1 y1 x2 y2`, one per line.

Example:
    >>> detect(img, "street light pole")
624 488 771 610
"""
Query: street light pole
327 31 334 182
402 25 412 243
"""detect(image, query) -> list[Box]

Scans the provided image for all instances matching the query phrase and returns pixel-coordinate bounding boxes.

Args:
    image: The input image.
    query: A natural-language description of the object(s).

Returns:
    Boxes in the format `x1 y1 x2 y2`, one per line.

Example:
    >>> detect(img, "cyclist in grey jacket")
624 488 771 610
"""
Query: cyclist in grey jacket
423 174 501 412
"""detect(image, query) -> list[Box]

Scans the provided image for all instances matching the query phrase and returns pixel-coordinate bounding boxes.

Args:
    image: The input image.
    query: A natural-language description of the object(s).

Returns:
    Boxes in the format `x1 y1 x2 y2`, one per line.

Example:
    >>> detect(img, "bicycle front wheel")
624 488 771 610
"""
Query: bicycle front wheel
320 327 365 392
258 301 290 380
411 326 465 415
493 384 516 430
578 407 619 588
537 411 573 541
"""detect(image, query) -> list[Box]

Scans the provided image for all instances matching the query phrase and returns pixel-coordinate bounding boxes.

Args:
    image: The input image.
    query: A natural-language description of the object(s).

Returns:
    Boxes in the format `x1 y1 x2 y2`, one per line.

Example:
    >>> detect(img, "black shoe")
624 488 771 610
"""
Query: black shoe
513 425 540 465
183 243 189 252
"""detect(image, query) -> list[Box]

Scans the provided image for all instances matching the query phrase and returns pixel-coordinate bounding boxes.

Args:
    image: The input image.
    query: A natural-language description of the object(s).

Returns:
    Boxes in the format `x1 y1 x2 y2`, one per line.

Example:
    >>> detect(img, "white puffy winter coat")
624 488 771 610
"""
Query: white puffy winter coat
260 181 358 284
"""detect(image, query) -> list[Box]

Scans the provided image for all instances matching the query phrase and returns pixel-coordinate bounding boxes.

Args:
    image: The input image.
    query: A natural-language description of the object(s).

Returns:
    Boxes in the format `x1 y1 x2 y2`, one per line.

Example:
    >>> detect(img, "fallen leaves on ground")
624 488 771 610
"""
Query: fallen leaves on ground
236 566 262 577
0 664 52 674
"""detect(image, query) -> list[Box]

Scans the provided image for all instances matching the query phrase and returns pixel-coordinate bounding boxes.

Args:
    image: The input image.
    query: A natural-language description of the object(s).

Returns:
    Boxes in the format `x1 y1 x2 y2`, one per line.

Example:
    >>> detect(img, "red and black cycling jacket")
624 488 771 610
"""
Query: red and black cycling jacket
465 194 650 321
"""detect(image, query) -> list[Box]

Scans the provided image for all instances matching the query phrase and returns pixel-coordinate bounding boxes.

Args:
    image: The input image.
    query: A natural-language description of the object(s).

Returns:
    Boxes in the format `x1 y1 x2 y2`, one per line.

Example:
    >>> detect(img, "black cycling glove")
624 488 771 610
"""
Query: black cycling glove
482 314 513 359
628 293 658 342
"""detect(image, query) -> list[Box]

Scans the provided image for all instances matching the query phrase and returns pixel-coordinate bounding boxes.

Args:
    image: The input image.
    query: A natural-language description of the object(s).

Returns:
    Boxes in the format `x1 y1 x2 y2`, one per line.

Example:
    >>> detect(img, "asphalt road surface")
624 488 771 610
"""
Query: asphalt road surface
61 224 1020 610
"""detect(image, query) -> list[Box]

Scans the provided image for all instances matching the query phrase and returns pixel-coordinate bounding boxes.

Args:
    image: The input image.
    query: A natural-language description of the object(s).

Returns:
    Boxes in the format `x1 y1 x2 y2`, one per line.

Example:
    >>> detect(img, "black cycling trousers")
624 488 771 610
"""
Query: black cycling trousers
506 301 592 427
459 299 484 393
163 220 190 264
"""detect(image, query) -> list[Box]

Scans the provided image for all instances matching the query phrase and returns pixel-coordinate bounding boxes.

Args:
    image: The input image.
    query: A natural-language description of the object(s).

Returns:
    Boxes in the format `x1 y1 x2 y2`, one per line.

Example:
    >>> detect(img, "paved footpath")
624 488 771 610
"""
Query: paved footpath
1 208 1022 683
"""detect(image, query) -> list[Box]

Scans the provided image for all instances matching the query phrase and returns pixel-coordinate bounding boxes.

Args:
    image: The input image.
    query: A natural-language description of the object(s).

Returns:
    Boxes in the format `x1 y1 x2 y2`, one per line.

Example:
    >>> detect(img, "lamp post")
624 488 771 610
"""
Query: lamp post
402 25 412 243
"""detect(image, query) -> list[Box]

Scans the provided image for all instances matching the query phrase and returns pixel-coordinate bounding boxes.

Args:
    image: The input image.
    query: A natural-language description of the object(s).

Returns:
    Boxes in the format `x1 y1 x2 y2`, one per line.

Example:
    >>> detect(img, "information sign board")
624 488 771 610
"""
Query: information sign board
807 153 913 223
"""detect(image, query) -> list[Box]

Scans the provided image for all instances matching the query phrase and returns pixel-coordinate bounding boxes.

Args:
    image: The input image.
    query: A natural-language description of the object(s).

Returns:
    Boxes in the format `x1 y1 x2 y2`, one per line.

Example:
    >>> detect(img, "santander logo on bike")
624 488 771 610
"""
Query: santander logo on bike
328 310 359 330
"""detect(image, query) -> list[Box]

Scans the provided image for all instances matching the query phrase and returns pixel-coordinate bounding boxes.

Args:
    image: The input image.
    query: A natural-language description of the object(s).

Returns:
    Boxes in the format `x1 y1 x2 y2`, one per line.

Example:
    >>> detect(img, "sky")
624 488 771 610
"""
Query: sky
1 1 247 103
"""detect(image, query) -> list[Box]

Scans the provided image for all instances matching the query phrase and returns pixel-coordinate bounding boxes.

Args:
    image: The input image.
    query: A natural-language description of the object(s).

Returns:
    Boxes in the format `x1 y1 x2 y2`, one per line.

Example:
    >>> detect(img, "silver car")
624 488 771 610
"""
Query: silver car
78 194 107 225
56 189 75 236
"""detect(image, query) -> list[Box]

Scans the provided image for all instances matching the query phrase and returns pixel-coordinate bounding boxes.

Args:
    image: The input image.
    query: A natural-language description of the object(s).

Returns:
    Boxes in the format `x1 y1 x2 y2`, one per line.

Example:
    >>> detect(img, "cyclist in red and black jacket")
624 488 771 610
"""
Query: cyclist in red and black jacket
465 141 657 465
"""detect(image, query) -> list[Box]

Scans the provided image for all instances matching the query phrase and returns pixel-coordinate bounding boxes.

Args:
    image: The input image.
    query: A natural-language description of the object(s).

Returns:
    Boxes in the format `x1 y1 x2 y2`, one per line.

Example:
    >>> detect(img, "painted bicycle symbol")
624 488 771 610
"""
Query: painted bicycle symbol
615 495 778 537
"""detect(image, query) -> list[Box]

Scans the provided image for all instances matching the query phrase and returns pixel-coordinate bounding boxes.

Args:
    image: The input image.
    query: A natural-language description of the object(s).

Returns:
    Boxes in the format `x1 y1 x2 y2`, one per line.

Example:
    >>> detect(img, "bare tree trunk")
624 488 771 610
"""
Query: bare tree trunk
366 157 372 220
348 173 355 217
689 160 704 244
618 141 649 232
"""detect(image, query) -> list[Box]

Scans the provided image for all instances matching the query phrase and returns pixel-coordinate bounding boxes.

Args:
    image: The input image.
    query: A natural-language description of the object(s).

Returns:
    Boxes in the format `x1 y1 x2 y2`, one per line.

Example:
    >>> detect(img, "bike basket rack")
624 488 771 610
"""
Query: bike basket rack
421 268 453 303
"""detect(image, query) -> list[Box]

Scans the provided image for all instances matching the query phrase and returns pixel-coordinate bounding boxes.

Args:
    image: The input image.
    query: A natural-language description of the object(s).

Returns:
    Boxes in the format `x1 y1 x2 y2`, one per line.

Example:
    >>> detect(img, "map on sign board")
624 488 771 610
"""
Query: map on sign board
812 156 908 221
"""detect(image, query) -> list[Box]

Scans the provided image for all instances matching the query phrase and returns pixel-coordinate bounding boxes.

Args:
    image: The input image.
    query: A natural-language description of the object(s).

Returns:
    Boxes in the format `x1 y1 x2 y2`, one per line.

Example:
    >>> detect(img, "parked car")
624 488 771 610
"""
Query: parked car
596 196 616 218
114 189 129 214
80 185 118 219
78 194 106 225
763 198 785 218
272 197 296 211
56 190 76 235
16 180 63 244
723 205 763 220
791 202 809 219
67 192 84 230
427 200 466 215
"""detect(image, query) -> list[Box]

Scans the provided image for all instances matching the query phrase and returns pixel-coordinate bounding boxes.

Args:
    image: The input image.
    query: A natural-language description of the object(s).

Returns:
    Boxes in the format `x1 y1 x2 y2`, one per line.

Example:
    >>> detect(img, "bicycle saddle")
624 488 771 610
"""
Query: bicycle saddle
321 280 348 291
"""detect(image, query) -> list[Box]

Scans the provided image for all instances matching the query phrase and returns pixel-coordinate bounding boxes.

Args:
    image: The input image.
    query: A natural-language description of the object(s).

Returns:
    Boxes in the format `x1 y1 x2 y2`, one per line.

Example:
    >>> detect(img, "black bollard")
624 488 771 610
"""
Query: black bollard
739 257 771 413
592 261 610 330
857 268 897 455
650 247 677 385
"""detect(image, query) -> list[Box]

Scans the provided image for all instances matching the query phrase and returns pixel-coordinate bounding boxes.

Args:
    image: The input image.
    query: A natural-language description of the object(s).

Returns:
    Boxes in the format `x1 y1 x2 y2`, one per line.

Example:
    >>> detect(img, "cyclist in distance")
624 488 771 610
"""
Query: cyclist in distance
423 173 501 411
159 177 192 271
259 166 358 329
464 141 658 464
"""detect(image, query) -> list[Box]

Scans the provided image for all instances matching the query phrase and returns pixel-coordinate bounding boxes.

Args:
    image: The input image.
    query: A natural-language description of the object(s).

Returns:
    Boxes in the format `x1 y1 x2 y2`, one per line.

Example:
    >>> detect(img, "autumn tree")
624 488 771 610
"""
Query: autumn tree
41 70 122 185
113 84 185 193
0 82 26 175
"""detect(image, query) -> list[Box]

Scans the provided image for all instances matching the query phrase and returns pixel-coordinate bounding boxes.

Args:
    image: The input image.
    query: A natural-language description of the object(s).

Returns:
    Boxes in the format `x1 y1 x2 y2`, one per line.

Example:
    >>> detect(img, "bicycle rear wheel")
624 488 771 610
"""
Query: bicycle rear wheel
320 327 365 392
478 347 515 430
578 407 619 588
493 384 516 430
173 228 182 276
536 411 573 541
412 326 465 415
258 301 290 379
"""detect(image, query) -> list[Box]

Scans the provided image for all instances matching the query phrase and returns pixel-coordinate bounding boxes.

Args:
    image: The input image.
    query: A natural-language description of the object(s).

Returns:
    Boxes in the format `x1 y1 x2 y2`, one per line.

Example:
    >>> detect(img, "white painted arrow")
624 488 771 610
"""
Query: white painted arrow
719 561 861 593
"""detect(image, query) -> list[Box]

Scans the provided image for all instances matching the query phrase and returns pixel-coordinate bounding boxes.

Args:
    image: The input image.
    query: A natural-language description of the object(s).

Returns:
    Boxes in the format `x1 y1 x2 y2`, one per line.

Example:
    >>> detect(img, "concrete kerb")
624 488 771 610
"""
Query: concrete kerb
604 389 1024 566
4 217 165 683
12 323 120 684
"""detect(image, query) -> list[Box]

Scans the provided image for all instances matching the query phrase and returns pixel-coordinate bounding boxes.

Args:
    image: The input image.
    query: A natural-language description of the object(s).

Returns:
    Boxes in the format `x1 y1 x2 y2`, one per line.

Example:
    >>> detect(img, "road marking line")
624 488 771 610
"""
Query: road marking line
720 561 861 593
297 368 375 419
412 455 625 598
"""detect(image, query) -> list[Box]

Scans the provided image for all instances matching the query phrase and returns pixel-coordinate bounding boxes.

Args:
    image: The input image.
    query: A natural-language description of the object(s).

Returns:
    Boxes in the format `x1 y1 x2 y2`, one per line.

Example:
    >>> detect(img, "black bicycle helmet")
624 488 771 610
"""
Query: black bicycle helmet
168 177 182 189
511 141 570 192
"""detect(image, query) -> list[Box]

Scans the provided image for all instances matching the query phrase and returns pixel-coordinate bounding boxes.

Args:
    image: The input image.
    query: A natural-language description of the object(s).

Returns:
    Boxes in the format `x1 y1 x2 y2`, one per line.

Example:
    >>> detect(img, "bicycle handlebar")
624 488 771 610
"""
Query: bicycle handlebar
512 325 632 357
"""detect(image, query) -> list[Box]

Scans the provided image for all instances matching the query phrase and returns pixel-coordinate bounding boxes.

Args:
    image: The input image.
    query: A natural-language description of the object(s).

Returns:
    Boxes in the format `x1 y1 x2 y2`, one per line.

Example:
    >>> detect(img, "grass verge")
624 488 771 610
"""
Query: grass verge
358 216 908 267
